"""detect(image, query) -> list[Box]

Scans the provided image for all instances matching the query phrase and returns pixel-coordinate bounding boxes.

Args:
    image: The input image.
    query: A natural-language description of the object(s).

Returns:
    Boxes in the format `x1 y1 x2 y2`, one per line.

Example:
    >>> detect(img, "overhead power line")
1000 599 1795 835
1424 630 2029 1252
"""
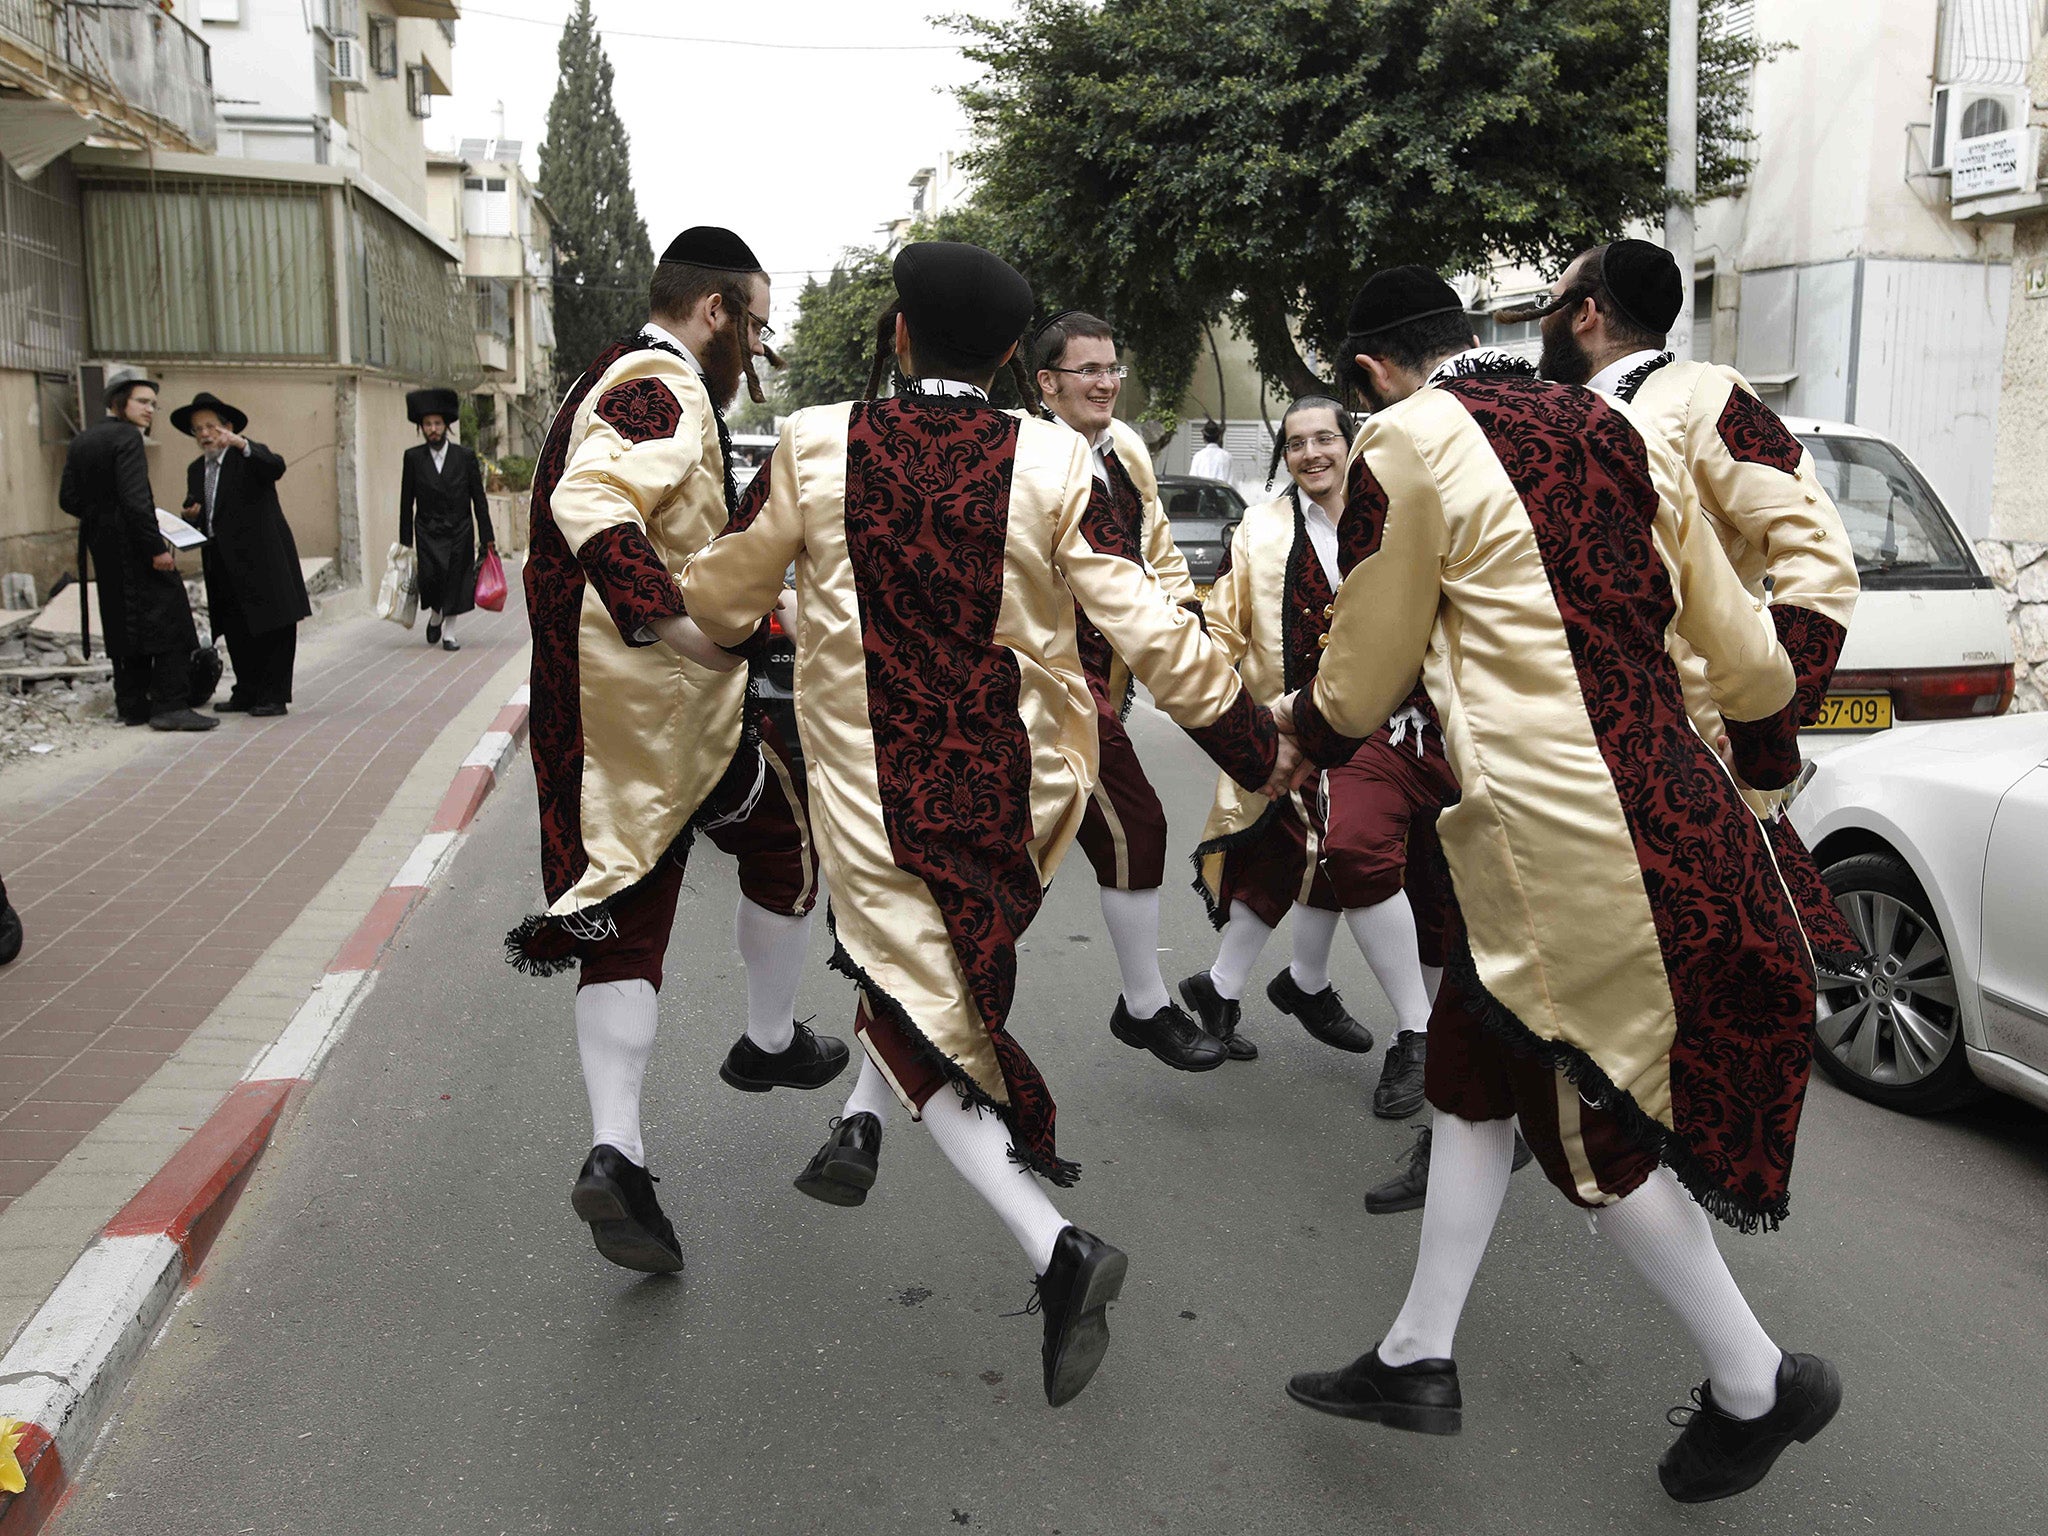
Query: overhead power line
459 5 965 51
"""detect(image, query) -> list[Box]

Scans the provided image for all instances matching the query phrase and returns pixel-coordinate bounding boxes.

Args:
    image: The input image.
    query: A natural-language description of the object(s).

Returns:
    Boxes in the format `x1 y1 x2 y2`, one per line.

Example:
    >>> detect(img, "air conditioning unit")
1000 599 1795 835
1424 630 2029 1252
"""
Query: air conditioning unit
1931 84 2030 173
331 35 368 91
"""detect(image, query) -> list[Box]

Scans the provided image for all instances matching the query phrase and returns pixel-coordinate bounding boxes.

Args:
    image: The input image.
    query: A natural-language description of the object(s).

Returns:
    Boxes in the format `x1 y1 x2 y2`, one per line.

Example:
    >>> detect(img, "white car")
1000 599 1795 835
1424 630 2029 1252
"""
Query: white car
1788 713 2048 1115
1785 418 2013 753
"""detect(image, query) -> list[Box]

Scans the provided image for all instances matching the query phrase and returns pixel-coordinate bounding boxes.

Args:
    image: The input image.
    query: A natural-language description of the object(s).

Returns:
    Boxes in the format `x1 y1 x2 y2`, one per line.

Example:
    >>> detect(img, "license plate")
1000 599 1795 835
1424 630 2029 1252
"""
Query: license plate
1811 692 1891 731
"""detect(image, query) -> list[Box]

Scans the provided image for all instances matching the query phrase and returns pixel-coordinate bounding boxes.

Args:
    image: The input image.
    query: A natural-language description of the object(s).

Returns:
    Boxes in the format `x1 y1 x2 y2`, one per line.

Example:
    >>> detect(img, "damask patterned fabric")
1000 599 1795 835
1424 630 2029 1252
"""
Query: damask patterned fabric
577 522 685 645
1716 380 1805 474
595 377 683 444
1771 601 1849 728
673 394 1272 1181
1304 368 1814 1230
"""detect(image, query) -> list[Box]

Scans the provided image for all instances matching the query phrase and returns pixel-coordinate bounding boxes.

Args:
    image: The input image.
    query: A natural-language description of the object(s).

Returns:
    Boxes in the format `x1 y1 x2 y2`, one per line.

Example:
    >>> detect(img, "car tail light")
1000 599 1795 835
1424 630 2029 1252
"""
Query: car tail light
1830 664 2015 719
765 611 786 639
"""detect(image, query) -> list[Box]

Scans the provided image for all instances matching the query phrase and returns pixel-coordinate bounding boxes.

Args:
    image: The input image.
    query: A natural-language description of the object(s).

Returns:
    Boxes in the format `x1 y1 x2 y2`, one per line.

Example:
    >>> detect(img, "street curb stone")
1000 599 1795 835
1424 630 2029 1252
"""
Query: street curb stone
0 682 531 1536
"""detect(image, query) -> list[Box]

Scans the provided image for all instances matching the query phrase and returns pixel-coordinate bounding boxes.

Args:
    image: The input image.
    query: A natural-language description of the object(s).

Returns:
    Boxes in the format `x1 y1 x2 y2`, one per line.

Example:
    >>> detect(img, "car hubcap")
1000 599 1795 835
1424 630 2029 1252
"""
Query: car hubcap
1814 891 1959 1086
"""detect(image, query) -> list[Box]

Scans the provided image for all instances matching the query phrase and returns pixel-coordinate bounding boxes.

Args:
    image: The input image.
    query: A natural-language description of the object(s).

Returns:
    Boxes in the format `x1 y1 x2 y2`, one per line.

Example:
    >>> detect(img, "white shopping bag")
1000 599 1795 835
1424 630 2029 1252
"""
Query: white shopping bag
376 542 418 628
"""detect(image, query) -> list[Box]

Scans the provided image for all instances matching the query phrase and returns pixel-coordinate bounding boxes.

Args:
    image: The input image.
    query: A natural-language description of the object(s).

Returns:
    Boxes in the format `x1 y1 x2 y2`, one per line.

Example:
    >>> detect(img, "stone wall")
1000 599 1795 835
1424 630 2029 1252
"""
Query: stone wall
1977 540 2048 713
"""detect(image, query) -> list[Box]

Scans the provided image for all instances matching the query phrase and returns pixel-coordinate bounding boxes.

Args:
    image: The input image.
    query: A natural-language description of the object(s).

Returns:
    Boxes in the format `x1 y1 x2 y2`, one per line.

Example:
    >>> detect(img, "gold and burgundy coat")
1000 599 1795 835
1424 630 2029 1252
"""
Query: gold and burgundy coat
1613 358 1862 966
1293 370 1813 1230
509 336 766 968
676 393 1276 1181
1076 416 1199 713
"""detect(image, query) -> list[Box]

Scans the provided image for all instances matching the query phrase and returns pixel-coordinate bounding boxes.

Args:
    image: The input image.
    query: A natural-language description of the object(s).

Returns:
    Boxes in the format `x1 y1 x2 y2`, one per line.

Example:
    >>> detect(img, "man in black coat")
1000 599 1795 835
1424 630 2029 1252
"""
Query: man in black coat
57 369 216 731
398 387 495 653
174 391 312 716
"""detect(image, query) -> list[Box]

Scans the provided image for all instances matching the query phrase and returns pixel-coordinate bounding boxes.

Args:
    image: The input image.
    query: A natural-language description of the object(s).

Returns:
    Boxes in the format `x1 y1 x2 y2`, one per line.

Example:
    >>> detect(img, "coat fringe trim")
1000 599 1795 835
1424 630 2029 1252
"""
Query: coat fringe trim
504 688 766 977
1186 800 1289 930
1444 940 1790 1235
824 906 1081 1188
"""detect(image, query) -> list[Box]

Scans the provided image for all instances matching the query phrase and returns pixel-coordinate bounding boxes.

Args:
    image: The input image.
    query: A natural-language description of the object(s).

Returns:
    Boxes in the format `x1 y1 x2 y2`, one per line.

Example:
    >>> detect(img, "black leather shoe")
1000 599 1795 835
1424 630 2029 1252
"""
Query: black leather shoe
794 1112 882 1206
1110 996 1227 1072
1373 1030 1428 1119
1286 1345 1462 1435
719 1020 852 1092
1268 969 1374 1053
249 702 288 717
426 622 441 644
1177 971 1256 1061
0 898 22 966
570 1145 684 1274
1364 1124 1534 1214
442 638 462 652
213 696 252 713
148 708 220 732
1032 1225 1128 1407
1659 1352 1841 1503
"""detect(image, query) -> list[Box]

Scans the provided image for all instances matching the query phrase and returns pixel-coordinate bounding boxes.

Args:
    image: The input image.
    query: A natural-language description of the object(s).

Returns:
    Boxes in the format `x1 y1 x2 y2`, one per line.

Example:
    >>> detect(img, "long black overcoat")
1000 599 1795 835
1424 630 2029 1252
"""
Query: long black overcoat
183 443 312 636
57 418 198 658
398 440 494 617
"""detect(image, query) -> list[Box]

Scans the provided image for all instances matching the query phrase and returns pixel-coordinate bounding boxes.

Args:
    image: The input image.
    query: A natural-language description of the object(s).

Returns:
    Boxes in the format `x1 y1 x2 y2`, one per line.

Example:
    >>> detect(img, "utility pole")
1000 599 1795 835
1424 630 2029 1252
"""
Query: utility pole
1665 0 1697 361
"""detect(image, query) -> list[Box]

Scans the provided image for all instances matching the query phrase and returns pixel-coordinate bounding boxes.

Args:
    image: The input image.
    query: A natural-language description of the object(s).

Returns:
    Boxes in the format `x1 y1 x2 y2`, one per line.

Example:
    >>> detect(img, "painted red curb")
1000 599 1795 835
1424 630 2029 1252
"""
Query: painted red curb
0 1424 62 1536
102 1080 294 1268
429 764 495 834
326 886 421 974
488 703 527 735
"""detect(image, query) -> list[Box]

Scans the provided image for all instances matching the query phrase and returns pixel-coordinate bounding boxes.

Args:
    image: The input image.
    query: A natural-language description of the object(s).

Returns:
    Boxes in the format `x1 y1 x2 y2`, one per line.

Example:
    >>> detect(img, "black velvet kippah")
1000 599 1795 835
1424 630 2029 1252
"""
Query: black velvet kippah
1601 238 1684 335
1345 266 1467 337
659 225 762 272
894 241 1035 360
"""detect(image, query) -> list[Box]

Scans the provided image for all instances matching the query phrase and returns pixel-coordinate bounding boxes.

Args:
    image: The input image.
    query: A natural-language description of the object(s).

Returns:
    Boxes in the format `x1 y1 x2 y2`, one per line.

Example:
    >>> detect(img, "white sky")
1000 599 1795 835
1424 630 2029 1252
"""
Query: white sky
432 0 1012 324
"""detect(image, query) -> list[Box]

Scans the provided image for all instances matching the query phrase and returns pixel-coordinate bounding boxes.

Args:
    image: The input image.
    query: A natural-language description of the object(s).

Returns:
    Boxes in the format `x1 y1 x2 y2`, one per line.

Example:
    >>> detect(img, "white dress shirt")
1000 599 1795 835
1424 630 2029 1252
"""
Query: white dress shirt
1301 491 1342 590
1586 348 1667 397
642 321 705 377
1191 441 1234 482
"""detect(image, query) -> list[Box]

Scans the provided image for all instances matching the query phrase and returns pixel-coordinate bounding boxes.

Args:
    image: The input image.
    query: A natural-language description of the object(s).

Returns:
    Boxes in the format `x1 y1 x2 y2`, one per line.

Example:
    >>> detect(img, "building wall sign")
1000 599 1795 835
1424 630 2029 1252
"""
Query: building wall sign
2025 259 2048 300
1953 128 2030 198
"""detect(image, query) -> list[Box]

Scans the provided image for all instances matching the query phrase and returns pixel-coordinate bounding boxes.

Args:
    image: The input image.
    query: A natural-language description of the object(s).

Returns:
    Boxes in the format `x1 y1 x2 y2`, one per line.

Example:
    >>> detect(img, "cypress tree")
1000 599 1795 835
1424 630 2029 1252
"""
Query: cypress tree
539 0 653 391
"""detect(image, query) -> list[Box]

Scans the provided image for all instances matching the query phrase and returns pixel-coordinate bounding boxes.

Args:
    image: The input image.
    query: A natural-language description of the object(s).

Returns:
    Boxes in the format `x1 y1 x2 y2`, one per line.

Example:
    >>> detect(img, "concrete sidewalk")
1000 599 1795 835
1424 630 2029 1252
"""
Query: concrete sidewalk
0 584 531 1347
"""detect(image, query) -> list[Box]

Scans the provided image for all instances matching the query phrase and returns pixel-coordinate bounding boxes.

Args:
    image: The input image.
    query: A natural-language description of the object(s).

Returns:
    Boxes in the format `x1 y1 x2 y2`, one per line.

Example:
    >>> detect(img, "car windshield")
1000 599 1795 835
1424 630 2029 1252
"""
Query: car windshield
1164 485 1237 524
1797 434 1973 579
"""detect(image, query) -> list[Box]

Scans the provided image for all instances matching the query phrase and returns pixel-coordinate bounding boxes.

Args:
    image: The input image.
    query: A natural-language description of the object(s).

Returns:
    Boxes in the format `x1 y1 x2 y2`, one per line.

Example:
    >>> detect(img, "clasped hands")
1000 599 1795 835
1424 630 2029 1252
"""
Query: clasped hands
1262 692 1319 801
650 589 797 673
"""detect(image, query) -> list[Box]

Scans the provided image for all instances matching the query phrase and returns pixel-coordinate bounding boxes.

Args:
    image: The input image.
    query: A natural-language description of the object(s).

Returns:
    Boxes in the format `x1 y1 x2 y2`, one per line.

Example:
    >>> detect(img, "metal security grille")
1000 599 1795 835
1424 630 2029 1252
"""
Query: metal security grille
81 176 332 359
349 191 477 385
472 277 512 345
0 154 86 372
1937 0 2035 85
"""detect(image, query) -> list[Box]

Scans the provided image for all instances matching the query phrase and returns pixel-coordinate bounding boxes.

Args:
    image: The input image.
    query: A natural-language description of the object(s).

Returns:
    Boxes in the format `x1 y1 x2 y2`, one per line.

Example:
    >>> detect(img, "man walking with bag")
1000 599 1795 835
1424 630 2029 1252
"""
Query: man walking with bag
399 388 494 652
174 391 311 716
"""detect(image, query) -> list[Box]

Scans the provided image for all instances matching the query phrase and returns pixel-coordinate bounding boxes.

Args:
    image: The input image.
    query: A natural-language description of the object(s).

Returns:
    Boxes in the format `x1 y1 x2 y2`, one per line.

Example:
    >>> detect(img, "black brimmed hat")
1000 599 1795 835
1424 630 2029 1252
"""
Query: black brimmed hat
170 391 248 436
894 241 1035 362
1345 267 1469 338
407 387 461 425
1600 238 1685 335
659 225 763 272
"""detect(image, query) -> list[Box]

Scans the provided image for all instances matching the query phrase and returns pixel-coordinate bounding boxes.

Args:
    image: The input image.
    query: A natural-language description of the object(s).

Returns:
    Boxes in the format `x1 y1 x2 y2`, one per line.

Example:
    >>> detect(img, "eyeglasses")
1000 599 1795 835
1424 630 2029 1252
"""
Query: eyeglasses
744 309 776 342
1282 431 1345 456
1045 364 1128 384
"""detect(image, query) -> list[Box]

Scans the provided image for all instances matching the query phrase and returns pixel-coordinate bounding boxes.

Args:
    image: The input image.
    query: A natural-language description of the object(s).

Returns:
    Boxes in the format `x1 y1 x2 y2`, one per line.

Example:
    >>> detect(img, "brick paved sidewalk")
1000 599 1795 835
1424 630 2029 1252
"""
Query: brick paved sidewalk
0 588 529 1214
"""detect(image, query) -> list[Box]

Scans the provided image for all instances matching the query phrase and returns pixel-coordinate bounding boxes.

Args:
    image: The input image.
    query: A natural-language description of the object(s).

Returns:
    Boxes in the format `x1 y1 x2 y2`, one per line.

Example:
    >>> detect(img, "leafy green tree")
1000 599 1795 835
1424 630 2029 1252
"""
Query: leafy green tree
776 209 1048 413
955 0 1769 408
539 0 654 391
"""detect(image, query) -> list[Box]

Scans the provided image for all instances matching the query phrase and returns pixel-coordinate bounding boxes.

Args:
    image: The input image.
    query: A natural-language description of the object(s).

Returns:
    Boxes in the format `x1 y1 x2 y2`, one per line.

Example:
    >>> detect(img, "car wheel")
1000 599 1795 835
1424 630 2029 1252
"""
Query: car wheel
1812 852 1980 1113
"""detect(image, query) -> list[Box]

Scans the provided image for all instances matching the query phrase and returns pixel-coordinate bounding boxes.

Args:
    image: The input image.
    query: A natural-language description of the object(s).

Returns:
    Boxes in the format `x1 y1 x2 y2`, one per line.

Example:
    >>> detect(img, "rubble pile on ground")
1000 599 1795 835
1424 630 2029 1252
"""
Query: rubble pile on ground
0 678 118 766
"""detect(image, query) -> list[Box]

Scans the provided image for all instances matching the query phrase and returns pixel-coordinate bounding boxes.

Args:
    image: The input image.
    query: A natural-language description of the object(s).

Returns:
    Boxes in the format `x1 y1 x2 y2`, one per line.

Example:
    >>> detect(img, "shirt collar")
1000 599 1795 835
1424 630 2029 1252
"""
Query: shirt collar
909 378 988 399
1425 345 1533 386
1586 348 1668 397
641 321 705 377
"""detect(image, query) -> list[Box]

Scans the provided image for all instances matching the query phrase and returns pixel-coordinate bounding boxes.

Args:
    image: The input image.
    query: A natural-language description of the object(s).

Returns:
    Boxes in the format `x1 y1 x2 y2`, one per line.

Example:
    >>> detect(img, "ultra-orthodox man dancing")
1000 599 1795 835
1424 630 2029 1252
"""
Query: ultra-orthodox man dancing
508 227 847 1276
1178 394 1465 1135
1278 268 1840 1504
1030 312 1238 1068
1524 238 1864 972
662 242 1291 1405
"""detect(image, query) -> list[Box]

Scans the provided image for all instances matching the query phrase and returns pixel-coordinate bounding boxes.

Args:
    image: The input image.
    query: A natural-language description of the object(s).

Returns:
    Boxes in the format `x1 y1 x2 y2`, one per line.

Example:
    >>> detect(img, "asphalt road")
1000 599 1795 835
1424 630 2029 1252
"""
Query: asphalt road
51 707 2048 1535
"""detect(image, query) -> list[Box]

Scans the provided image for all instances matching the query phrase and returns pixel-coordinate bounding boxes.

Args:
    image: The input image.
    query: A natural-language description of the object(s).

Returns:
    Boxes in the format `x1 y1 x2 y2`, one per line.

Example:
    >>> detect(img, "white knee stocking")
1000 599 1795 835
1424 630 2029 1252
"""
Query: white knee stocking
1378 1112 1517 1365
1592 1168 1783 1419
1099 886 1170 1017
922 1088 1071 1274
1288 904 1341 993
1420 963 1444 1005
736 897 810 1053
1208 901 1274 1000
1344 890 1433 1035
576 978 660 1166
838 1048 895 1129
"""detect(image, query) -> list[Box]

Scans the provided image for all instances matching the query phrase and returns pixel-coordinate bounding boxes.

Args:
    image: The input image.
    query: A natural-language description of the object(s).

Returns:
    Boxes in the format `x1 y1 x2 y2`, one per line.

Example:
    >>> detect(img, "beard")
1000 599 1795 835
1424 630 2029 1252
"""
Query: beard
700 319 747 410
1537 317 1594 385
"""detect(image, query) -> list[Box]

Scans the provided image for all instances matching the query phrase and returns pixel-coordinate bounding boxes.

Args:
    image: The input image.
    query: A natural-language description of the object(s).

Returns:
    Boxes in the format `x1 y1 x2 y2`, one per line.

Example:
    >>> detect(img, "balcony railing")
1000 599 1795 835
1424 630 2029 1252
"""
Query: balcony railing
0 0 57 55
2 1 215 152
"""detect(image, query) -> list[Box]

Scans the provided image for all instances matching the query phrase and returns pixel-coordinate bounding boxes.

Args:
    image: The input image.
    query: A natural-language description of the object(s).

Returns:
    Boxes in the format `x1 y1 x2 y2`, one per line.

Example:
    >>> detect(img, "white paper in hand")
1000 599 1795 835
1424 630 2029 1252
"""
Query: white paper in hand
156 508 207 549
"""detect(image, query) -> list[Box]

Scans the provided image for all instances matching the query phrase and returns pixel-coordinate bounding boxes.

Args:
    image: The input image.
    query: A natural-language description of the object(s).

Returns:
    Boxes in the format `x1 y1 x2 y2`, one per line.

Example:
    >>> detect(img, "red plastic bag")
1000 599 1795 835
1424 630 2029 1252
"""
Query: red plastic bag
474 548 506 612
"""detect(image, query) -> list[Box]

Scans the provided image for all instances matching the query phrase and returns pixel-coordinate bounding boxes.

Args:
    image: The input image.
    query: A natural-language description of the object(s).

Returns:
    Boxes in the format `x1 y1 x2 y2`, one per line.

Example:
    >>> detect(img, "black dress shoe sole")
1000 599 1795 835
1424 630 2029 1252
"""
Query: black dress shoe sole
1045 1245 1128 1407
1660 1357 1842 1504
1364 1184 1426 1215
1112 1008 1227 1072
570 1175 684 1274
718 1047 852 1094
1285 1374 1462 1435
793 1149 876 1207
